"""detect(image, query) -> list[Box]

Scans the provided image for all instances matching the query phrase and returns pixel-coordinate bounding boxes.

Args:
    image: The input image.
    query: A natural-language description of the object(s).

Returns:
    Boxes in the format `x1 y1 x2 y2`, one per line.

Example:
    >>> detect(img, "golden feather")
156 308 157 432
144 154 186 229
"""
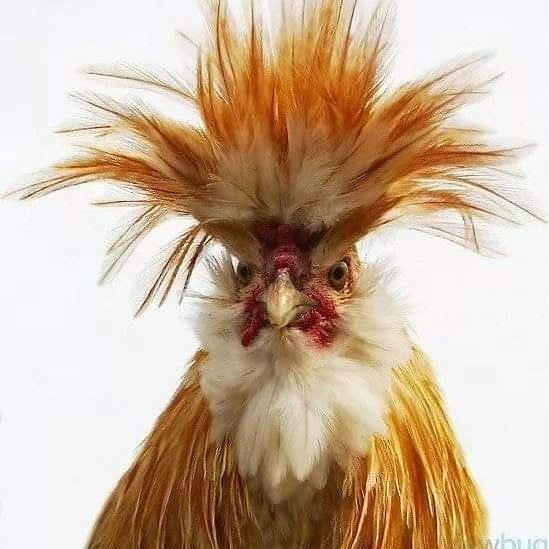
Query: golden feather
86 348 485 548
13 0 540 311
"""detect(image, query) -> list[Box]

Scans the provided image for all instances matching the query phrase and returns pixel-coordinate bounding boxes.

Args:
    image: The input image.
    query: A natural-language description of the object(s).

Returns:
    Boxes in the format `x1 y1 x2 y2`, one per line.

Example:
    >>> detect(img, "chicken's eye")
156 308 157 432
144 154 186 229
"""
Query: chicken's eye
328 260 349 290
236 262 254 286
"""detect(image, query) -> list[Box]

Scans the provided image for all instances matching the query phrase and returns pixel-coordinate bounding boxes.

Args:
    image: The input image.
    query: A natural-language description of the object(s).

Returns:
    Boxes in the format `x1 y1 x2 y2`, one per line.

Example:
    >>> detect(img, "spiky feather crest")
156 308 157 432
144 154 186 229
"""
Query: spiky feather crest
17 0 538 310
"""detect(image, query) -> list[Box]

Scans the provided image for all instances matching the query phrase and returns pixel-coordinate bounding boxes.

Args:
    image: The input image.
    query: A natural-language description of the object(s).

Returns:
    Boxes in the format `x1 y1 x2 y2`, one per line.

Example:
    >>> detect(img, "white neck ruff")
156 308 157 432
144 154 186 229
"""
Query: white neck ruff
195 266 411 502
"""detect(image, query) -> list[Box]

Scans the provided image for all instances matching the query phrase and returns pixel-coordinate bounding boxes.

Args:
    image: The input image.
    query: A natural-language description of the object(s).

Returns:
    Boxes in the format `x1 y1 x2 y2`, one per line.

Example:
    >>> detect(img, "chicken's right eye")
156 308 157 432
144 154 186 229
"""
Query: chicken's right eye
236 262 254 285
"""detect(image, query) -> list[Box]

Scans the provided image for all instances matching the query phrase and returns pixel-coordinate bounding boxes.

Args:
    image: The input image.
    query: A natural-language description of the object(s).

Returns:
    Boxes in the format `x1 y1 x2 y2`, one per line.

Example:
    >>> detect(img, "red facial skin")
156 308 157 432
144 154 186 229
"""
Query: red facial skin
239 223 340 349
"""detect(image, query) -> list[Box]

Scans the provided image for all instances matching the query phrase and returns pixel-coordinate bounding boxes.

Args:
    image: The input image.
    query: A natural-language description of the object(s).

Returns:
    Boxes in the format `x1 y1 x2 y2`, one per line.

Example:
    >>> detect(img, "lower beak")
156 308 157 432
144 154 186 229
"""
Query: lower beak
262 272 312 328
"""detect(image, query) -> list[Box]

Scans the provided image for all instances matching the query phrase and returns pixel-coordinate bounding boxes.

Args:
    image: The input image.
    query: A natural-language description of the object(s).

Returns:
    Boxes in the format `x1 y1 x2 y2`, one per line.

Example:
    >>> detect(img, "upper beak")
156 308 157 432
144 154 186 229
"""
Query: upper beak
261 272 312 328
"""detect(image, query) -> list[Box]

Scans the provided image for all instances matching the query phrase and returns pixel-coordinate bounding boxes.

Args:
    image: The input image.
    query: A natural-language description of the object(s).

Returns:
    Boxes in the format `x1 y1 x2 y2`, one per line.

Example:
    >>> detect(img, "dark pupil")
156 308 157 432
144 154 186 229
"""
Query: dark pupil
238 263 251 281
332 264 345 280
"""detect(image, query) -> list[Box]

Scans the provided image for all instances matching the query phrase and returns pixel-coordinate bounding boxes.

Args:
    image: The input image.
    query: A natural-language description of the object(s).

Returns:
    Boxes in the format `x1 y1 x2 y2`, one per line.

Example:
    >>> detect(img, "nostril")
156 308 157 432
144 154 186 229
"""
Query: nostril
291 270 306 290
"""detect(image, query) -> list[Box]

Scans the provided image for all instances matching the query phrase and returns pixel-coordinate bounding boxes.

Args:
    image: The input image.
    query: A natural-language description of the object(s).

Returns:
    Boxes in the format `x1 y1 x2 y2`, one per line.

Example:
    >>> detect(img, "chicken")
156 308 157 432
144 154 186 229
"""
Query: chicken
16 0 539 547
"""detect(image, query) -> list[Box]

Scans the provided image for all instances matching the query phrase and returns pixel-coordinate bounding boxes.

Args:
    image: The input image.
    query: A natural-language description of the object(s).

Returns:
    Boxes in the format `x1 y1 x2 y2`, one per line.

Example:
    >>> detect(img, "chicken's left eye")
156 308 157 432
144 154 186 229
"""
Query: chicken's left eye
236 262 254 285
328 260 349 290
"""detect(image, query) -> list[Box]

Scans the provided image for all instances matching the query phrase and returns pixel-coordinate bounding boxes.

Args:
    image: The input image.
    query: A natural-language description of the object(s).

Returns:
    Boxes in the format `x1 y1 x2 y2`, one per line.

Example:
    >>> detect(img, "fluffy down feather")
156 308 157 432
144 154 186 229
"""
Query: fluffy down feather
196 258 411 501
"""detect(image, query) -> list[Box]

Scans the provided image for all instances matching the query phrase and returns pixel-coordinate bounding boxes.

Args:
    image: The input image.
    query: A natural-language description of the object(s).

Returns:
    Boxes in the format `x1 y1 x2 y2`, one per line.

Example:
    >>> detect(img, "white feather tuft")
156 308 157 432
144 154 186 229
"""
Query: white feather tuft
195 259 411 501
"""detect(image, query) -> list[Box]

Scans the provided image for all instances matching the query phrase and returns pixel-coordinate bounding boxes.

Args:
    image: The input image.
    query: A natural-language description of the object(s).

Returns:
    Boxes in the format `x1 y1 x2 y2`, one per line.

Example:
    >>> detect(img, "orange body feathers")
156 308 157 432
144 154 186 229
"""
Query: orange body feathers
88 349 485 549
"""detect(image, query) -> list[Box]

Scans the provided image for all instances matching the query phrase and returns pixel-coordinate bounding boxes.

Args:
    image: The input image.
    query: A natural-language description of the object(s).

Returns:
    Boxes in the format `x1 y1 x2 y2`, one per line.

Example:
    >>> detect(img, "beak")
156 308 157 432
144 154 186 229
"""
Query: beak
262 272 312 328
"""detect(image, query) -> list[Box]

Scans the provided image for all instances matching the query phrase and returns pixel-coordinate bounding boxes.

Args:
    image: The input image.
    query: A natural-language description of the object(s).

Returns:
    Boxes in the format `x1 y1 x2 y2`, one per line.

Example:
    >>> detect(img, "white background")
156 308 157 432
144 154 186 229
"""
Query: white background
0 1 548 548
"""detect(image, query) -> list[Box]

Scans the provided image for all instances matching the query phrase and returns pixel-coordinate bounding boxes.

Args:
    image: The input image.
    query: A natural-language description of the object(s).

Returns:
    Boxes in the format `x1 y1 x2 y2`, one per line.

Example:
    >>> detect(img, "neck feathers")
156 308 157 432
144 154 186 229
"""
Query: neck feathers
87 348 486 548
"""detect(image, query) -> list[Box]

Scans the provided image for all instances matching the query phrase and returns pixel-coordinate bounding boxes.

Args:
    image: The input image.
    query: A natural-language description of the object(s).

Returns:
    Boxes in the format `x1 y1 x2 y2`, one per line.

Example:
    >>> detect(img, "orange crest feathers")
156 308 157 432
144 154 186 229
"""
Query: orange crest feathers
16 0 540 311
